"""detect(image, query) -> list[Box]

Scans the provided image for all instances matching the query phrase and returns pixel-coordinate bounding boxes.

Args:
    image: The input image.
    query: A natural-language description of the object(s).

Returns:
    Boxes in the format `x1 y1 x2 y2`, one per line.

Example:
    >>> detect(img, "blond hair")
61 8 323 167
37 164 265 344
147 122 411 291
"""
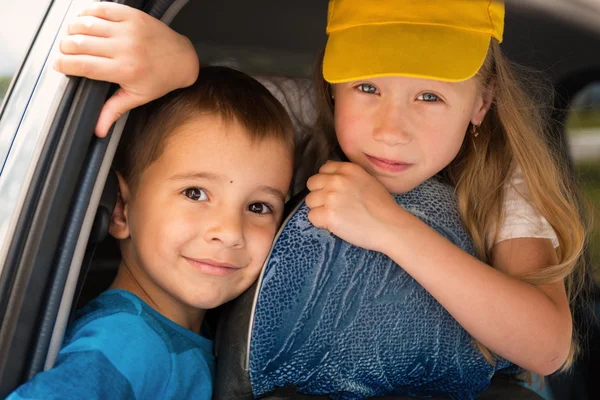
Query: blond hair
310 41 589 375
445 39 589 377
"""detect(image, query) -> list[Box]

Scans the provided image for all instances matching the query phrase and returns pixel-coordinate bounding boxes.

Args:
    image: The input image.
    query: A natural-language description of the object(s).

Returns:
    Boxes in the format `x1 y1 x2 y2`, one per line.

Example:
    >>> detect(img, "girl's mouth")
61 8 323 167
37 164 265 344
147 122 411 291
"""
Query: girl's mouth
365 154 413 173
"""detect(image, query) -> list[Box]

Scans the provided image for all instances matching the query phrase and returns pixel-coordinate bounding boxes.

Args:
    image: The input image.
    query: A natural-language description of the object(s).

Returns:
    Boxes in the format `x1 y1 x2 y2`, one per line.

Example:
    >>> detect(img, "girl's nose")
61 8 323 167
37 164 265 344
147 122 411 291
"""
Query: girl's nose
372 105 412 146
204 209 245 248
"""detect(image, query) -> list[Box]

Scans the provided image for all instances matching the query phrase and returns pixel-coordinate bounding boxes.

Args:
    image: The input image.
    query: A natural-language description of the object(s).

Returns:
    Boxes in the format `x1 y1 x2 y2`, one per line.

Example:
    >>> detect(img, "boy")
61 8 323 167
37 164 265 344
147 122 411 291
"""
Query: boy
8 66 295 399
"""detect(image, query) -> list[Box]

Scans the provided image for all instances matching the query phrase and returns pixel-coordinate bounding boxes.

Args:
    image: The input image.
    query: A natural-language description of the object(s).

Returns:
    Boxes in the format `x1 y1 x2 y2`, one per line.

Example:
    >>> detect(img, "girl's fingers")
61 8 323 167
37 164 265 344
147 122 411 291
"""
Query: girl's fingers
307 207 329 230
79 2 135 22
307 173 329 192
319 160 344 174
54 54 120 82
305 190 326 209
60 35 117 58
68 16 115 38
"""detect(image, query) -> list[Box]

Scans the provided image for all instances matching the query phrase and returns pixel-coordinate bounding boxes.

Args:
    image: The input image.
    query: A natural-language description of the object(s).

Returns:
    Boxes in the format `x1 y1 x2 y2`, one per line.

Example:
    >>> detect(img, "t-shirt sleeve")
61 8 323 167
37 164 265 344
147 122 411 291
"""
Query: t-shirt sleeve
491 167 559 249
6 313 172 400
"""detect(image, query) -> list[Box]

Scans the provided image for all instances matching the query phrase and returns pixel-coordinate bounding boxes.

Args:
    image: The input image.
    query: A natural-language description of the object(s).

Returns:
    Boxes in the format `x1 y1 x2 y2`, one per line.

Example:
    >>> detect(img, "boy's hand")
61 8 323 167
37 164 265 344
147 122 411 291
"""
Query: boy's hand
55 2 199 137
306 161 403 252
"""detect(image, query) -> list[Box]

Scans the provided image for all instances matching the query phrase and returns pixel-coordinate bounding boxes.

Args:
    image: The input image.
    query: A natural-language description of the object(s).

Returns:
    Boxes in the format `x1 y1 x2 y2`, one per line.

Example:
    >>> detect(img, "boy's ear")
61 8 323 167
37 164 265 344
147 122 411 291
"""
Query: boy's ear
109 172 131 240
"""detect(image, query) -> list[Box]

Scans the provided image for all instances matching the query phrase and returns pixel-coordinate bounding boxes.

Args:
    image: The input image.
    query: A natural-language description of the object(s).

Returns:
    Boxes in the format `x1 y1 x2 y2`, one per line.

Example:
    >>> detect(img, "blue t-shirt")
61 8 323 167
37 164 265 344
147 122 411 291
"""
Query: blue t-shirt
8 289 214 400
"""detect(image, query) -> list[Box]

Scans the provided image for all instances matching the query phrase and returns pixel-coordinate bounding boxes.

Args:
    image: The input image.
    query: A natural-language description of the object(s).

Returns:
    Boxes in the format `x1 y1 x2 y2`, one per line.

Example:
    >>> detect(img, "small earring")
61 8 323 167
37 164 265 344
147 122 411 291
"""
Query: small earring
471 123 480 138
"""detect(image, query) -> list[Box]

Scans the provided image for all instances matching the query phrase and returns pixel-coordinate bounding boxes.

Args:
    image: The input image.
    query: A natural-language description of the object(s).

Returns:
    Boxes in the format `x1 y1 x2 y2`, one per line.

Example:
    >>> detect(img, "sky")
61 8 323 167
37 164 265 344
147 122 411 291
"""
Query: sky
0 0 53 76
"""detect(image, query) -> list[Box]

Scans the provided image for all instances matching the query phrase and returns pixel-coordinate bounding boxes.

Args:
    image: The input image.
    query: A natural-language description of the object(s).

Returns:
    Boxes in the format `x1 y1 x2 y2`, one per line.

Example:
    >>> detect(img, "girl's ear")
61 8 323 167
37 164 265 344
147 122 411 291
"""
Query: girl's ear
472 80 496 125
109 172 132 240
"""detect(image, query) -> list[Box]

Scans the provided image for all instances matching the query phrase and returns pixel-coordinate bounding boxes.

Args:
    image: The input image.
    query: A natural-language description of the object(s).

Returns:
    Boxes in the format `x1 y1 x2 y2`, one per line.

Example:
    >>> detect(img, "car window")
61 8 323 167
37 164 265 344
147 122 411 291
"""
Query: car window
0 0 79 271
566 82 600 284
0 0 52 105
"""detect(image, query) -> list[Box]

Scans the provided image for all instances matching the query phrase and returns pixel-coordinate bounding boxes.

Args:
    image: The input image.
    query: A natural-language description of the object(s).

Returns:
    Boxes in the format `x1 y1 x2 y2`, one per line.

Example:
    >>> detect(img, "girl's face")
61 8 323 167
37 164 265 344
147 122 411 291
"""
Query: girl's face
332 75 493 194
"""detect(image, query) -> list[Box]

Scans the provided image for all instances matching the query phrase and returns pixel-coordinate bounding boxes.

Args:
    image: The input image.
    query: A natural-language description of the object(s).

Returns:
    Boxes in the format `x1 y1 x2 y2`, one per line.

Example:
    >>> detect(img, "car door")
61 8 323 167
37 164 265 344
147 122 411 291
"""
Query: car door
0 0 180 396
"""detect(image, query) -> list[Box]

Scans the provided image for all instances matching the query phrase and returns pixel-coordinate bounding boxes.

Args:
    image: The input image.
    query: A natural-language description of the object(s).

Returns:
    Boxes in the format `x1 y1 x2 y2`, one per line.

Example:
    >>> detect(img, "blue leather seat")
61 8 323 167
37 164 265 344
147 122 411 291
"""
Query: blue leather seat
214 177 535 400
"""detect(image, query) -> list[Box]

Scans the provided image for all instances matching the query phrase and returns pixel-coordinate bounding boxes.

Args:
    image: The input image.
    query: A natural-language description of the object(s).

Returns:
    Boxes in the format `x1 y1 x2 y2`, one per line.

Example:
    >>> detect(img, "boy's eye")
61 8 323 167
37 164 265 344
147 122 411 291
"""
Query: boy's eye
248 202 273 215
183 187 208 201
417 92 440 102
356 83 380 95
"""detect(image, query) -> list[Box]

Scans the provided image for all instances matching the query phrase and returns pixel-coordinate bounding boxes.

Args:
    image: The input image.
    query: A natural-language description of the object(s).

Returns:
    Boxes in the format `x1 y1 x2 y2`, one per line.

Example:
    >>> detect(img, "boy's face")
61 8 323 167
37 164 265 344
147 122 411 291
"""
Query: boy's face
111 114 293 319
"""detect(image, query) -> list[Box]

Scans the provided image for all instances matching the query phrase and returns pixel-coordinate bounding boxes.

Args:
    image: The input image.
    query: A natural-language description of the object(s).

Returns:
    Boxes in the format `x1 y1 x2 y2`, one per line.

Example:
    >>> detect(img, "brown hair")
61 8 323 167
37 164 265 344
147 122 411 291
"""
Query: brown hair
113 65 295 189
311 41 589 374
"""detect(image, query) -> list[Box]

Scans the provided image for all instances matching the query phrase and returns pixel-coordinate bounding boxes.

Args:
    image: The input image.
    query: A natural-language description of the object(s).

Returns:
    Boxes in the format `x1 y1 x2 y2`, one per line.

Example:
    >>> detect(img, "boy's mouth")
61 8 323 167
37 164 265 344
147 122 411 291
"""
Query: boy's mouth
183 257 240 277
365 154 413 173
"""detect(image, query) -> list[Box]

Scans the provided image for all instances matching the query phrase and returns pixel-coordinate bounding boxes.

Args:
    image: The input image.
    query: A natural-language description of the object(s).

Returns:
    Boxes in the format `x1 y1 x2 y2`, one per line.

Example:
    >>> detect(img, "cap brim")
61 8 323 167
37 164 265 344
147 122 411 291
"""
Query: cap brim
323 23 491 83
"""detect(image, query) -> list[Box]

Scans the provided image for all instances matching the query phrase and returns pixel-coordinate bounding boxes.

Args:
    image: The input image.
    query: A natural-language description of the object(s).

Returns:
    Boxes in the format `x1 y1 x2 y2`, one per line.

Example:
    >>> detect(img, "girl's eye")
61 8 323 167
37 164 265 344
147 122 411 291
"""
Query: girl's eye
248 202 273 215
356 83 380 95
183 187 208 201
417 92 440 102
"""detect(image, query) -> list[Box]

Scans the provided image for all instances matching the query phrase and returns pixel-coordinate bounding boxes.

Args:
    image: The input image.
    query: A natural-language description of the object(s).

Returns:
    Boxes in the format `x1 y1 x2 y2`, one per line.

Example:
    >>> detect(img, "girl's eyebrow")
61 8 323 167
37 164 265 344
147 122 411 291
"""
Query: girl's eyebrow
429 79 465 93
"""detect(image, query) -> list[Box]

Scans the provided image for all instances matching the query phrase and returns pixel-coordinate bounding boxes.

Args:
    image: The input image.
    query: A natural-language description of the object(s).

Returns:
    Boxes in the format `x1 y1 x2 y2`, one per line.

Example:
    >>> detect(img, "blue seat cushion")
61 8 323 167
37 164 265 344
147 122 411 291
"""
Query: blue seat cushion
249 177 514 400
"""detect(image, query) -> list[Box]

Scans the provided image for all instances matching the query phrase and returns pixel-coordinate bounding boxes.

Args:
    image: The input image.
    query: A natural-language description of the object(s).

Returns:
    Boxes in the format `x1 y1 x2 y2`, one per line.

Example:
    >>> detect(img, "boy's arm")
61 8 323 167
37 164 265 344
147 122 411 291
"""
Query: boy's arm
6 313 171 400
6 350 137 400
55 2 199 137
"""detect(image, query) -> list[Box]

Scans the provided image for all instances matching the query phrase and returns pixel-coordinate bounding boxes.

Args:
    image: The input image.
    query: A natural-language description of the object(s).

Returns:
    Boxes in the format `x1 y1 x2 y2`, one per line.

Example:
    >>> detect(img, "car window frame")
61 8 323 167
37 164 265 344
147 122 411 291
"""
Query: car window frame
0 0 104 391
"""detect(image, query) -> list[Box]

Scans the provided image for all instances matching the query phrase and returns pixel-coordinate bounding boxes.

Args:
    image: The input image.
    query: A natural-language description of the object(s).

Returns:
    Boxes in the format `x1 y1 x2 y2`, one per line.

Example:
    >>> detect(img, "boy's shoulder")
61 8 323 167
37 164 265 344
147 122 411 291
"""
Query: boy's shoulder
63 290 214 398
68 290 213 357
67 289 153 348
70 289 144 329
7 290 214 400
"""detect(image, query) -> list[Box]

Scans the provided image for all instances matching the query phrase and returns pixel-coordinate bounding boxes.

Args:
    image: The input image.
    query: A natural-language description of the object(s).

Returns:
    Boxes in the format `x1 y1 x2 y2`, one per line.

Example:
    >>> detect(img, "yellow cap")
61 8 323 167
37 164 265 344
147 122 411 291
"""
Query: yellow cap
323 0 504 83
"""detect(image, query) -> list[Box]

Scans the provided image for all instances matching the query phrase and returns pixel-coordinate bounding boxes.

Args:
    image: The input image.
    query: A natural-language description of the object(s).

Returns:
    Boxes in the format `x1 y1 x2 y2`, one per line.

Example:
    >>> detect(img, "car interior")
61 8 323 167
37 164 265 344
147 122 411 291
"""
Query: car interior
1 0 599 399
79 1 600 398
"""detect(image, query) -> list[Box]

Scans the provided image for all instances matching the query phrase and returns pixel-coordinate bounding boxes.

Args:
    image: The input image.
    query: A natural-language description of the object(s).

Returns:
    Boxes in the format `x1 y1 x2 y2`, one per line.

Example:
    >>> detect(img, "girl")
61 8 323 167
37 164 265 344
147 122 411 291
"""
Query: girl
56 0 587 384
304 0 587 378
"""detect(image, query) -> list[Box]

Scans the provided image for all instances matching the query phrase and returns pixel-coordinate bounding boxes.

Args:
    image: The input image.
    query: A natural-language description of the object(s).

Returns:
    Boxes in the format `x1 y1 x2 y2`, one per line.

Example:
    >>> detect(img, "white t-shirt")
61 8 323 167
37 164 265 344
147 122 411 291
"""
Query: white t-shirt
492 168 559 249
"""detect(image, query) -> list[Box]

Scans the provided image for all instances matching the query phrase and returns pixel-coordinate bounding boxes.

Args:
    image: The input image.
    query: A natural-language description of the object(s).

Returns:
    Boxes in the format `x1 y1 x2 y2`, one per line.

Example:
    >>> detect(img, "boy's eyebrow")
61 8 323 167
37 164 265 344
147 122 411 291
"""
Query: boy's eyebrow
169 172 222 181
258 185 286 203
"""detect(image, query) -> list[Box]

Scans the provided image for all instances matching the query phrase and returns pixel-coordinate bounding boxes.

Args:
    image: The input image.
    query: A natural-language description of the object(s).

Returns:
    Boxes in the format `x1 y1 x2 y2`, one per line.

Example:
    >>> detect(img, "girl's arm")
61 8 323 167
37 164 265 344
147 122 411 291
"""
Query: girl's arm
55 2 199 137
306 161 572 376
380 213 571 376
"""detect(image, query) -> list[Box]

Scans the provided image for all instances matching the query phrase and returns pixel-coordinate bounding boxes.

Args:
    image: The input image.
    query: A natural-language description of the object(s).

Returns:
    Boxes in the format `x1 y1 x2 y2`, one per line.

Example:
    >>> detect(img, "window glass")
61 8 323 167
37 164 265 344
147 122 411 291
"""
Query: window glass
566 83 600 283
0 0 51 104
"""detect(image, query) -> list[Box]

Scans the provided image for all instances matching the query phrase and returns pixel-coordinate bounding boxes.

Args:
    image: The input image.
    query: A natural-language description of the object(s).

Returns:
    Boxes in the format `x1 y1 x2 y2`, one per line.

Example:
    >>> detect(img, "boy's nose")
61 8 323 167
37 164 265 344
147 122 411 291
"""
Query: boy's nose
204 209 245 248
372 106 411 146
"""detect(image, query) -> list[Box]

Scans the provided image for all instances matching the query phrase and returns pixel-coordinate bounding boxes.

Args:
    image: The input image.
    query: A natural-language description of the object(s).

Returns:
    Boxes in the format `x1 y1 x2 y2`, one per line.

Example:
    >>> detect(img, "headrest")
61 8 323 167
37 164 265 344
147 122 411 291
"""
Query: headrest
255 76 319 194
248 177 514 399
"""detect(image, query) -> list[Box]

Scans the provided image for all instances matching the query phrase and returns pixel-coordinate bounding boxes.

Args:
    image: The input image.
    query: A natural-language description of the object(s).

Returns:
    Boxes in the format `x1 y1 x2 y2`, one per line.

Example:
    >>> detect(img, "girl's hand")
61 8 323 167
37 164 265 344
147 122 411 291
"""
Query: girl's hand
306 161 402 252
55 2 199 137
